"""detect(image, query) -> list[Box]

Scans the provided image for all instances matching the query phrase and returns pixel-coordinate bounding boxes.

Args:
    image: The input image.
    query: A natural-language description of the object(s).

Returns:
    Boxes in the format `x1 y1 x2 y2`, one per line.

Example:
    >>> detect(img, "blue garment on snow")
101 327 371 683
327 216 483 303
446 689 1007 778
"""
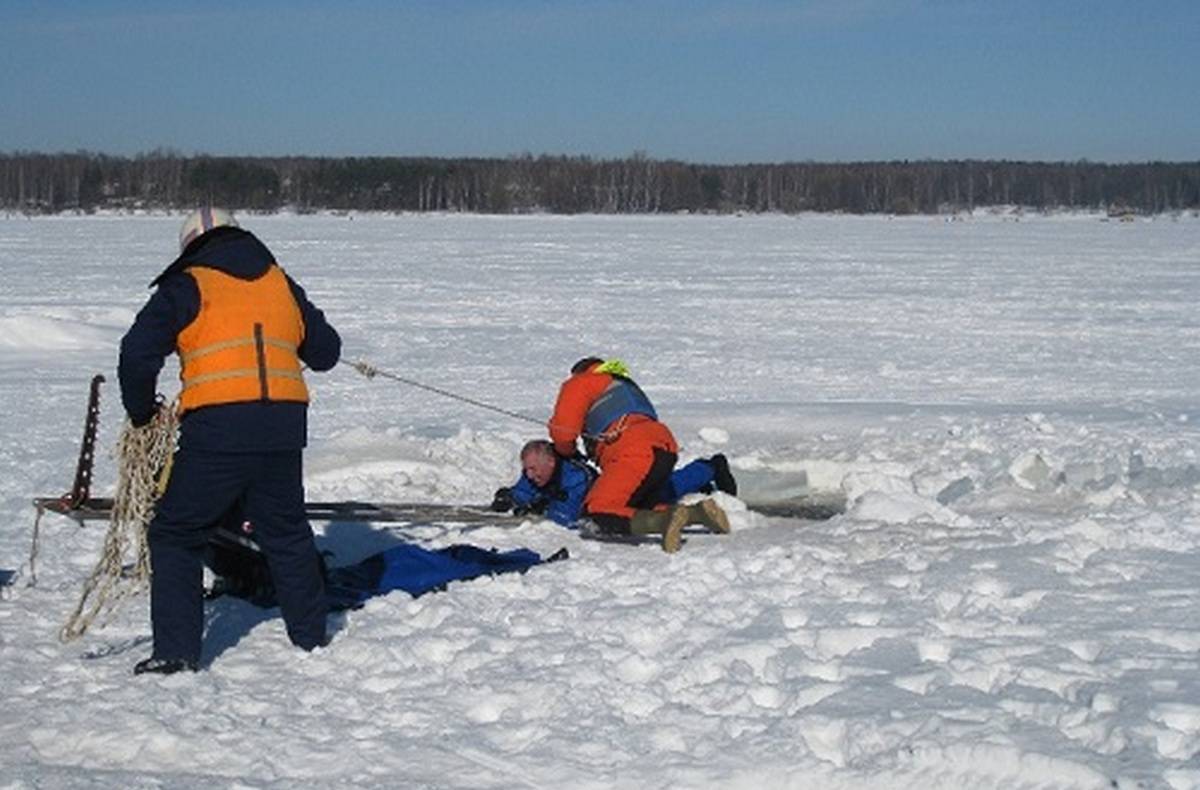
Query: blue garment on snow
323 544 555 610
205 532 560 612
118 226 341 453
508 457 717 527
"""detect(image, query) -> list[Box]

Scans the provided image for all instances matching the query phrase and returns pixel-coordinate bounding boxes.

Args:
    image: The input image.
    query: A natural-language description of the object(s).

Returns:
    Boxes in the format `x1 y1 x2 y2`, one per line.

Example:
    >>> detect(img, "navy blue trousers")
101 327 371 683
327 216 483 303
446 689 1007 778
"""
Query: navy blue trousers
148 448 326 663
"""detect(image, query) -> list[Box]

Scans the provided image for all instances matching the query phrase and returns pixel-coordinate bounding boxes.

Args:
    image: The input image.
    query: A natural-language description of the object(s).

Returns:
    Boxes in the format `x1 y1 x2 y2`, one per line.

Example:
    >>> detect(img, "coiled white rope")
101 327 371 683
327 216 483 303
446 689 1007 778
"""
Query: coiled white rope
60 404 179 642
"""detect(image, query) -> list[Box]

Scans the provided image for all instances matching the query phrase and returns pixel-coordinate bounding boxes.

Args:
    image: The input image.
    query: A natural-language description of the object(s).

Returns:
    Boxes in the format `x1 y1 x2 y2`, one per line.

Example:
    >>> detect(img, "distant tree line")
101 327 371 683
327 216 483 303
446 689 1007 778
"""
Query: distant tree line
2 150 1198 215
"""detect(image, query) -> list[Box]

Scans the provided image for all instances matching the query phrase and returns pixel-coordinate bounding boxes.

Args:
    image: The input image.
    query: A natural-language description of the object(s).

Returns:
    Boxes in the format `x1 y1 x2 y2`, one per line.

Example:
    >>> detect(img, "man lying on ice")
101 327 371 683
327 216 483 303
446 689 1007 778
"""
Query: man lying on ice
490 439 738 531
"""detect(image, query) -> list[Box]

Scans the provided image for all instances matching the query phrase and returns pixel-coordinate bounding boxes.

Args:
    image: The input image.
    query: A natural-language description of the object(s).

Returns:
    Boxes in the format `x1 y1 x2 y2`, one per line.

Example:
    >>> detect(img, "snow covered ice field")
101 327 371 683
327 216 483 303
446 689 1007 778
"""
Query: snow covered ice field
1 211 1199 789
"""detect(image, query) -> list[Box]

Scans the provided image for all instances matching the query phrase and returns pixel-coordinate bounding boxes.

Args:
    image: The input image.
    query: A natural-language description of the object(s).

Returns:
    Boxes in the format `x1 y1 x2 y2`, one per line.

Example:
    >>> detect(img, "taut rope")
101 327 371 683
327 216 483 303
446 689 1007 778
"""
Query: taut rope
345 359 600 440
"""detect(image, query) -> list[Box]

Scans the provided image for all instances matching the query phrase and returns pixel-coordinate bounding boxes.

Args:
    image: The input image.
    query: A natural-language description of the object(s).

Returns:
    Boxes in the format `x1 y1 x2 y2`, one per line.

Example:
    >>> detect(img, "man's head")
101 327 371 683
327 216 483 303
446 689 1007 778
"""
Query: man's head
520 439 558 487
178 207 238 252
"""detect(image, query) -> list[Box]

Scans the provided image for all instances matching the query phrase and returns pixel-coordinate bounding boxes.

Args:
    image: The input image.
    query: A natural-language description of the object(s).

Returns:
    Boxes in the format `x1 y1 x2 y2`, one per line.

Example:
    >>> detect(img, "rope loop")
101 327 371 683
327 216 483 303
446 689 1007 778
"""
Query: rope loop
61 402 179 641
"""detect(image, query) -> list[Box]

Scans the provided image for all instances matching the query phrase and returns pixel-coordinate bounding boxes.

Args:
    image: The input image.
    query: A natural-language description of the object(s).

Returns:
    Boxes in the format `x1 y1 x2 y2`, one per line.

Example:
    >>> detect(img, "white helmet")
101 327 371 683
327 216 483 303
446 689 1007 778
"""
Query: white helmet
178 207 238 252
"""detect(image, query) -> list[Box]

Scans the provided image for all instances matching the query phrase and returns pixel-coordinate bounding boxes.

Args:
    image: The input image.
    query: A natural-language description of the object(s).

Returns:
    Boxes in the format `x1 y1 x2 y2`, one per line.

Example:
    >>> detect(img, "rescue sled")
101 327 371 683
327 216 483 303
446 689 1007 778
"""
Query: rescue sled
28 375 846 581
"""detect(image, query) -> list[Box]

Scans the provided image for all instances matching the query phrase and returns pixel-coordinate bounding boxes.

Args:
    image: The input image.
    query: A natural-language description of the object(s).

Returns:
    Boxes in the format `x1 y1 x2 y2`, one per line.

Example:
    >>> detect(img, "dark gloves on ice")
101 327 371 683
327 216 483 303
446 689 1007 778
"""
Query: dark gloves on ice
491 487 515 512
516 498 546 517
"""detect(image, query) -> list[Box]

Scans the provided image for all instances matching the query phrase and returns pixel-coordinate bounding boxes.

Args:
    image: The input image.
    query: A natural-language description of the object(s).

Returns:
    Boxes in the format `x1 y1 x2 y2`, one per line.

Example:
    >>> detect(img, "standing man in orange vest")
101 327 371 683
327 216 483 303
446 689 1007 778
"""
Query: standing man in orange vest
548 357 730 552
119 208 341 675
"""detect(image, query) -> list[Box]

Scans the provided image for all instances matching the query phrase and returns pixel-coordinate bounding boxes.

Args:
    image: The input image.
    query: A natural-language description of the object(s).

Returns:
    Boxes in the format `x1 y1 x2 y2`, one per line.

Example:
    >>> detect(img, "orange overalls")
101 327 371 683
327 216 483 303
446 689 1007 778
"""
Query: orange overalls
548 363 678 524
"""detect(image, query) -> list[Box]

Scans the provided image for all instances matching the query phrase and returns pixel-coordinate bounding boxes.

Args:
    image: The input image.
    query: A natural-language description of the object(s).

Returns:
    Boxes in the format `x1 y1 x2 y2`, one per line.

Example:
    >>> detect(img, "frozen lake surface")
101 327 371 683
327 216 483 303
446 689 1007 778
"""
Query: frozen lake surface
1 212 1198 788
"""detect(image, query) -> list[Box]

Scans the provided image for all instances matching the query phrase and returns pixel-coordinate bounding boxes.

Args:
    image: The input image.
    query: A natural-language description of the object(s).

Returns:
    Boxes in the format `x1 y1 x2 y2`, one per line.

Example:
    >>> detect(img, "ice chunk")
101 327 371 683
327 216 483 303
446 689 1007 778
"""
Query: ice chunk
936 476 975 504
1009 452 1058 491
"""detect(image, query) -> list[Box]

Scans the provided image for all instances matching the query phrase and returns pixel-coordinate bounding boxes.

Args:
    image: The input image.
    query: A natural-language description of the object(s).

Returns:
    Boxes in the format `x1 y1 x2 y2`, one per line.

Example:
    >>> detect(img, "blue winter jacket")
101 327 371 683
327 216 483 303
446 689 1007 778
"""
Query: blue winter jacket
509 457 597 527
118 227 341 453
509 457 717 527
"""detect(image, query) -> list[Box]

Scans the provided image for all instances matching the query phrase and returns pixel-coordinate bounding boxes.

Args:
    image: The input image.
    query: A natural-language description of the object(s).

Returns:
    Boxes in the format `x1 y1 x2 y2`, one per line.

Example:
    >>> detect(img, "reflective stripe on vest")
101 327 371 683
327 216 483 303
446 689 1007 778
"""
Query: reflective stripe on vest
177 265 309 413
583 376 657 438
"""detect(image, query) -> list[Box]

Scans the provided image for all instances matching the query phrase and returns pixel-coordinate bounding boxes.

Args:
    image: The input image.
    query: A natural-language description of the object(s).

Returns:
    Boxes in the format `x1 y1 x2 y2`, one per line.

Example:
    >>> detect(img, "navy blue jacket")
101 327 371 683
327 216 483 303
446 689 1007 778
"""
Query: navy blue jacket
118 227 341 453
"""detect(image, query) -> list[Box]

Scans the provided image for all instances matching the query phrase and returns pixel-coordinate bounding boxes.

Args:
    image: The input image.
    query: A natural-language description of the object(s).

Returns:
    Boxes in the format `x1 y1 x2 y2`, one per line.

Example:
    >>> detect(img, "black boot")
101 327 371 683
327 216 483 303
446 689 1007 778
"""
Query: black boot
134 657 198 676
710 454 738 496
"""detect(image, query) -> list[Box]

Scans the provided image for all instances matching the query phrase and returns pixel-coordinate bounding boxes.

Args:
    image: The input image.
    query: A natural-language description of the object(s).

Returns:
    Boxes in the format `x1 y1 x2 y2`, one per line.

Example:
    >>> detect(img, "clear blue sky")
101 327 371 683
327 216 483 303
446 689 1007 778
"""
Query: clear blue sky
2 0 1197 163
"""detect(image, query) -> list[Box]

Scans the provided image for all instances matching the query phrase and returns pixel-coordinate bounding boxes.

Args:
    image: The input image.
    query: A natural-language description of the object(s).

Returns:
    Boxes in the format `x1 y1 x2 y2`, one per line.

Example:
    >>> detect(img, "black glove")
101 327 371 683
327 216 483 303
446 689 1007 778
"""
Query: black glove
130 407 157 428
490 487 515 513
130 395 166 428
512 496 549 517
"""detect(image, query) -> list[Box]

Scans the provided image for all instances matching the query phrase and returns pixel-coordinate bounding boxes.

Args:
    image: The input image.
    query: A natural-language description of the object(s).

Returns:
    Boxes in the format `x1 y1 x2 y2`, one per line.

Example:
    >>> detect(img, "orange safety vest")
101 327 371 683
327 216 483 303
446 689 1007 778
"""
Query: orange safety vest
176 265 309 413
